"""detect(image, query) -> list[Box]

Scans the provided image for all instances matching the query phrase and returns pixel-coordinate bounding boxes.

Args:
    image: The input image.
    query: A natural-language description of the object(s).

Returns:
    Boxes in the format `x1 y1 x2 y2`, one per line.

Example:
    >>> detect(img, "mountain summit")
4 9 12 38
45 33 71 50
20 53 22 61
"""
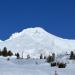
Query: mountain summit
0 27 75 57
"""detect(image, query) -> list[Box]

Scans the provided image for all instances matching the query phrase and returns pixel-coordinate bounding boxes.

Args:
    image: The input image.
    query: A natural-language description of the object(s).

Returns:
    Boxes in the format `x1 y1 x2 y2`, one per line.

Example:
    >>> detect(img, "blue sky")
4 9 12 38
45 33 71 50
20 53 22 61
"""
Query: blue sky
0 0 75 40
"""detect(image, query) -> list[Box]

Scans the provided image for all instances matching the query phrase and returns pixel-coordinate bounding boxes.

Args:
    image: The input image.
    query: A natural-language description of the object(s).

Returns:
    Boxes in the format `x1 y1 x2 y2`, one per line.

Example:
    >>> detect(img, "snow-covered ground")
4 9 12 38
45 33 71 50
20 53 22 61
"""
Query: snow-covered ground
0 56 75 75
0 57 50 75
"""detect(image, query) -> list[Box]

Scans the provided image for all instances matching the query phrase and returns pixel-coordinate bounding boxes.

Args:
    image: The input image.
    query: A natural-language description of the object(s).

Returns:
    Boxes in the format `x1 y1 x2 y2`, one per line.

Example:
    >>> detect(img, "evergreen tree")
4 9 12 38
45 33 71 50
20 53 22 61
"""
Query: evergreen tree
44 56 46 59
2 47 8 57
15 53 20 59
70 51 75 59
47 55 52 63
58 63 66 68
40 54 43 59
8 50 13 56
70 51 74 59
47 53 55 63
52 53 55 61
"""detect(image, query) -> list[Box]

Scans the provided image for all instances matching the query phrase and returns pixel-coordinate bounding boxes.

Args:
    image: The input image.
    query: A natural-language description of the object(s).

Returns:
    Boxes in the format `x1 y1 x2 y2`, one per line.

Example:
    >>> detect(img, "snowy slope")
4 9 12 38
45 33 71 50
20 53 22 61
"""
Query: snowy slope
0 27 75 57
0 57 50 75
0 57 75 75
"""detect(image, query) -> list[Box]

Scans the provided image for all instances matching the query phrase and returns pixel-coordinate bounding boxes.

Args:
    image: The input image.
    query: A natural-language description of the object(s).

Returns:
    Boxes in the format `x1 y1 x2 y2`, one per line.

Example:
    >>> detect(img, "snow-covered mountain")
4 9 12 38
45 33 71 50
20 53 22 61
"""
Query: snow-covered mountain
0 27 75 57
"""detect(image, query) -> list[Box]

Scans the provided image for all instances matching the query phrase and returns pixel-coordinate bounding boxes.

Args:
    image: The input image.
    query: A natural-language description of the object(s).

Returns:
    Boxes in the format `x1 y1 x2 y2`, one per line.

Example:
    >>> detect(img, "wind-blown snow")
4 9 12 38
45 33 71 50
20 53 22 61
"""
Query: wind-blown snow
0 27 75 57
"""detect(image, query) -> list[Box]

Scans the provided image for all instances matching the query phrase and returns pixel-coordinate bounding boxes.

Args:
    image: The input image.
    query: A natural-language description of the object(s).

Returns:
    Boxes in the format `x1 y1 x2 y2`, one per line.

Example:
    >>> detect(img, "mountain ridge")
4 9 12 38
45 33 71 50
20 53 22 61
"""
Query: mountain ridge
0 27 74 57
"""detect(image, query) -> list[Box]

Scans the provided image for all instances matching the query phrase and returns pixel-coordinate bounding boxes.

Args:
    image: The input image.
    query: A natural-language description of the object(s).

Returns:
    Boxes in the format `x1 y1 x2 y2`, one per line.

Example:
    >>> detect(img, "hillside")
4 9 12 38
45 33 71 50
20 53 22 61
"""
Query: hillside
0 27 75 57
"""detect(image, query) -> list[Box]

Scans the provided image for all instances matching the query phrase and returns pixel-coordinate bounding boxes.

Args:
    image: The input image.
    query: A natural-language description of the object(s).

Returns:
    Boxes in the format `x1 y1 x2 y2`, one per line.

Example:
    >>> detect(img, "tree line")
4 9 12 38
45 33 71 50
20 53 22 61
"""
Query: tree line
0 47 56 62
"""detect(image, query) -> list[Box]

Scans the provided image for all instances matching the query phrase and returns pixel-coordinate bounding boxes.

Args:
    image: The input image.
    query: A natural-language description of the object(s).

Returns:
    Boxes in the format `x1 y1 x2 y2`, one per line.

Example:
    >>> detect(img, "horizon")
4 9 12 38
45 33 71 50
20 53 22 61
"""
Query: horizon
0 26 75 41
0 0 75 40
